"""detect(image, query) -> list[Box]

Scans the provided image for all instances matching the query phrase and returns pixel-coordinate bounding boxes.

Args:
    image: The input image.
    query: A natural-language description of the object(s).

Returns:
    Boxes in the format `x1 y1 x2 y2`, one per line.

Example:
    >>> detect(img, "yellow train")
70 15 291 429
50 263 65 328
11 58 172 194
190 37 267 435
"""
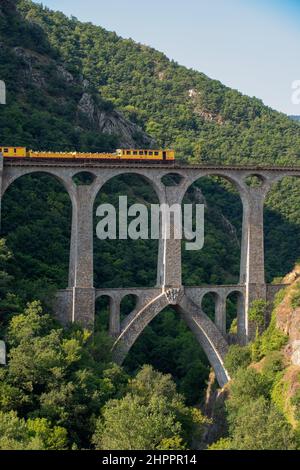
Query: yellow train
0 146 175 162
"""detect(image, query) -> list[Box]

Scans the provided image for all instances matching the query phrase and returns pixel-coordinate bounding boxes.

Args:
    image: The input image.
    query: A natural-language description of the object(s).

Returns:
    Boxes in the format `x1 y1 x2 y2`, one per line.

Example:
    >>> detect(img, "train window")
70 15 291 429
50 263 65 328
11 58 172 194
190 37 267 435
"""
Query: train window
139 151 143 155
4 148 8 153
14 148 17 153
127 151 131 155
149 151 153 156
154 151 159 156
133 151 137 155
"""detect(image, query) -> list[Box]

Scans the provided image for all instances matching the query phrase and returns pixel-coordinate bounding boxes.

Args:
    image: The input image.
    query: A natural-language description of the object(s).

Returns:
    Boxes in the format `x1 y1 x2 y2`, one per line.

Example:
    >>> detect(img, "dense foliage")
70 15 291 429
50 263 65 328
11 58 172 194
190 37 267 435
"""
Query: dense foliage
0 244 207 449
212 293 300 450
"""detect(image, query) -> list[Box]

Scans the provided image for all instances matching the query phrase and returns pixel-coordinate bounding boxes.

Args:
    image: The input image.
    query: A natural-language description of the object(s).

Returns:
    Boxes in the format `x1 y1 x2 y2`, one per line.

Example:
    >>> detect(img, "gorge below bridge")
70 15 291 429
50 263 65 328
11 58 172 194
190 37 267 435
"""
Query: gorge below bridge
0 155 295 387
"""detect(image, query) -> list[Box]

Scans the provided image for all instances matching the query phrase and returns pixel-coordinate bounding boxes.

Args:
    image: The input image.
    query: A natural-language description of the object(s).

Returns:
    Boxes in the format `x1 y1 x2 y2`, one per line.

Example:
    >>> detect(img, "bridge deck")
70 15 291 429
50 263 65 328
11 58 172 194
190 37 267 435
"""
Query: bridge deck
3 158 300 172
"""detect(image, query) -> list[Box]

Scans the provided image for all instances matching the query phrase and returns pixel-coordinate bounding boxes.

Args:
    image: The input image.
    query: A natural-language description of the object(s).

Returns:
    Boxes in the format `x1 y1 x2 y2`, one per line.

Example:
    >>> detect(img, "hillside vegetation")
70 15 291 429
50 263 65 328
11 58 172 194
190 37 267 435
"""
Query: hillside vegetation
209 269 300 449
17 1 300 165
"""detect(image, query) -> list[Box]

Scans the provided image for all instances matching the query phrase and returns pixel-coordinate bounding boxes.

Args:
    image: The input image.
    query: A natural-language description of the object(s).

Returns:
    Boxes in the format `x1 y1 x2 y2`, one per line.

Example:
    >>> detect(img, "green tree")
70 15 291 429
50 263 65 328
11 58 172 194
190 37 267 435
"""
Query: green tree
0 411 68 450
93 365 208 450
93 394 184 450
227 398 295 450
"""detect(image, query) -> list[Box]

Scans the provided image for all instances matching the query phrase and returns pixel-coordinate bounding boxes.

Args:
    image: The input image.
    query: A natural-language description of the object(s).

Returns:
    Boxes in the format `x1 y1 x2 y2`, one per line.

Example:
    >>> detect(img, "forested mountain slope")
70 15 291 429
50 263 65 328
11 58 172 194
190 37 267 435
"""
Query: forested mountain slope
17 0 300 164
0 0 154 150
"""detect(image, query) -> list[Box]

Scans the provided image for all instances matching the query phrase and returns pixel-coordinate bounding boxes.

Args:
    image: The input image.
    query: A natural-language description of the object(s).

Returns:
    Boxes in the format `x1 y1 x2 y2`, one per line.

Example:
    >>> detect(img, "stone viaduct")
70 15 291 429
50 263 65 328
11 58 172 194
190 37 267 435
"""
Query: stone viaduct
0 155 295 387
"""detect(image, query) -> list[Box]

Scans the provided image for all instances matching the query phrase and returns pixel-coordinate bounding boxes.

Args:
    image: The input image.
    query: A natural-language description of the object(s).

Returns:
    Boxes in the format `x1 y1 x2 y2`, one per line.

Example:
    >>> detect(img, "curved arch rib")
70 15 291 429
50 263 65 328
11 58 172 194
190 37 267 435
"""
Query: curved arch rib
176 295 230 388
112 291 230 388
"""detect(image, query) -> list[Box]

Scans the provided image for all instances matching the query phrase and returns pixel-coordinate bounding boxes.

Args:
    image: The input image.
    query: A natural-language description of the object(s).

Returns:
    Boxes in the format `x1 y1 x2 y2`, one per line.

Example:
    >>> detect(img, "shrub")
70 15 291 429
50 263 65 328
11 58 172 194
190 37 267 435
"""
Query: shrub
251 312 288 361
248 300 269 329
227 397 296 450
291 388 300 421
226 368 271 421
224 344 251 377
208 437 232 450
261 351 284 383
290 288 300 309
271 378 289 415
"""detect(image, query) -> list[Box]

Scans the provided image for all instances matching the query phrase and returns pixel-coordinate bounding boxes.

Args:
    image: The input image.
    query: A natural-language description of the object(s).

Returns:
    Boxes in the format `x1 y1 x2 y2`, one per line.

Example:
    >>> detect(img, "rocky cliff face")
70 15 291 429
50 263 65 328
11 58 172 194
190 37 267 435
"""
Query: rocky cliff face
78 92 155 148
1 0 155 151
11 45 155 149
275 267 300 367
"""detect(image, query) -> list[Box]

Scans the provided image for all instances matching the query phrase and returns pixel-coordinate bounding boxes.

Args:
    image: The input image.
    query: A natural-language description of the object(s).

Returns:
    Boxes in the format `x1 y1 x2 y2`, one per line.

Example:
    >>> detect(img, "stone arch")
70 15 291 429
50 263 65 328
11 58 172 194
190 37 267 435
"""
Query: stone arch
95 294 111 331
1 168 75 204
112 292 230 387
264 174 300 283
244 173 266 188
200 290 227 336
93 172 161 288
120 293 140 319
182 173 244 286
161 173 185 186
187 171 246 198
226 290 245 342
201 290 219 319
72 171 96 186
90 169 165 207
1 170 73 291
95 292 121 336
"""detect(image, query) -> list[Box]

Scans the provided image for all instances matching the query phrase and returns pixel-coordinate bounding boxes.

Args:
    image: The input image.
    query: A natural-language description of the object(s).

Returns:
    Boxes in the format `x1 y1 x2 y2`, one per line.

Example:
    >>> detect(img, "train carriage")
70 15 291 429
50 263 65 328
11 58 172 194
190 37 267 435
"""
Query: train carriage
0 147 175 162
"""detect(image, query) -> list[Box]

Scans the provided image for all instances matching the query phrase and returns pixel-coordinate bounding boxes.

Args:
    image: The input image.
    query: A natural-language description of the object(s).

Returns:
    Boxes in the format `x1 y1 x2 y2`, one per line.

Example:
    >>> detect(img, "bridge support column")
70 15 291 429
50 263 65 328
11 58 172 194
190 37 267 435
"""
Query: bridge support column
68 185 95 327
109 297 121 337
0 154 3 229
215 295 227 336
157 185 186 288
240 186 268 342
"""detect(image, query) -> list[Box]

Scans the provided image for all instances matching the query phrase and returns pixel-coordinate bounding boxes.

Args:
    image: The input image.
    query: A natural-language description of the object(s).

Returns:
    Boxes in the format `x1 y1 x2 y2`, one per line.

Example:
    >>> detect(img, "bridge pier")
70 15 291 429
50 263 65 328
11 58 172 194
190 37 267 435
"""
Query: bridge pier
68 184 95 326
157 184 186 288
240 185 269 341
0 154 3 229
215 294 227 336
109 296 121 337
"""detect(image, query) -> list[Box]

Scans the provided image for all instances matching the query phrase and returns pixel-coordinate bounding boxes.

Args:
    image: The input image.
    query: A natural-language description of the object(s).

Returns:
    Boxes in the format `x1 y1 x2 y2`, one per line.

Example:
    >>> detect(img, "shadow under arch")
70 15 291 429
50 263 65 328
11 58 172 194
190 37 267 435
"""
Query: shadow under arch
264 175 300 283
182 175 243 286
1 172 72 300
120 294 139 320
90 169 165 207
112 292 230 388
123 303 211 404
201 291 219 322
95 295 111 332
226 290 245 343
93 173 160 288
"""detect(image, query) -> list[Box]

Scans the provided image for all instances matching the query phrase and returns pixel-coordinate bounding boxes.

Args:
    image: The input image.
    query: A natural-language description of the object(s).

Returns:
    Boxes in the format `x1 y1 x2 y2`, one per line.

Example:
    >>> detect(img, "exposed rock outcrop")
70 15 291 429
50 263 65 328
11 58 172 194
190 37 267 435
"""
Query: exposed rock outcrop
78 93 155 148
188 88 224 125
12 45 155 149
275 266 300 366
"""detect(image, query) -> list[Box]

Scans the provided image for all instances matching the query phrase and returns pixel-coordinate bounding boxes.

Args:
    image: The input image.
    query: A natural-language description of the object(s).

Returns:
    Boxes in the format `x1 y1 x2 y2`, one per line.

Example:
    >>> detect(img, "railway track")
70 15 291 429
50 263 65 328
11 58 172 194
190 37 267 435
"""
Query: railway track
3 157 300 172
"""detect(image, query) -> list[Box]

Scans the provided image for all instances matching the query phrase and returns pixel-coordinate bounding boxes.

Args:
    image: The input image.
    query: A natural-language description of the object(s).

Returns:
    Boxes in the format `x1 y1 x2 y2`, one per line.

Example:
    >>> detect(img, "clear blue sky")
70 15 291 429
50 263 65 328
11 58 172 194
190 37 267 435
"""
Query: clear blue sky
34 0 300 114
